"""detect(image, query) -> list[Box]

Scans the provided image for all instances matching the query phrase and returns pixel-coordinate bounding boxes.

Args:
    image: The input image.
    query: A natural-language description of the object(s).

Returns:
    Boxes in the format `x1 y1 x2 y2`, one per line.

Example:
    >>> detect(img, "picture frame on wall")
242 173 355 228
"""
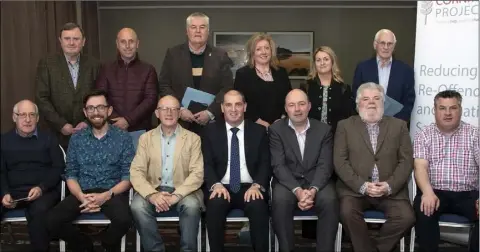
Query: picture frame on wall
213 31 314 79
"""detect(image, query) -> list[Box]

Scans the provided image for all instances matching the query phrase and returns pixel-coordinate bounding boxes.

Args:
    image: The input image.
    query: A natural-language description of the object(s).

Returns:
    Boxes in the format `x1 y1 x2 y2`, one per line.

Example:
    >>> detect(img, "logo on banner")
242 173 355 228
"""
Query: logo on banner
420 1 434 25
423 1 479 25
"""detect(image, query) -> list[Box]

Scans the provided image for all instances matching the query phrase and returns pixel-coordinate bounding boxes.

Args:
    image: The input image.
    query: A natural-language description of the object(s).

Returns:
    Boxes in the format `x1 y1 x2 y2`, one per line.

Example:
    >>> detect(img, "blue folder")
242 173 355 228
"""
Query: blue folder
181 87 216 108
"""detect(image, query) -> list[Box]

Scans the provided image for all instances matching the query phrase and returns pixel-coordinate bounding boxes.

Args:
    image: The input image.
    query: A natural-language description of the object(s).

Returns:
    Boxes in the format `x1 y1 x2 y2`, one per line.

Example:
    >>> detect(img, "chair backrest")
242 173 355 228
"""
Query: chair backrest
59 145 66 162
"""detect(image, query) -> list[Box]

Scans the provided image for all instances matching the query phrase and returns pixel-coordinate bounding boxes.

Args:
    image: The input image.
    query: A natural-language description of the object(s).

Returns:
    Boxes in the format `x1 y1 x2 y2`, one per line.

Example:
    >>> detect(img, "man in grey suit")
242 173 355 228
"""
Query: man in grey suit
270 89 339 252
35 22 100 148
334 82 415 252
158 12 233 134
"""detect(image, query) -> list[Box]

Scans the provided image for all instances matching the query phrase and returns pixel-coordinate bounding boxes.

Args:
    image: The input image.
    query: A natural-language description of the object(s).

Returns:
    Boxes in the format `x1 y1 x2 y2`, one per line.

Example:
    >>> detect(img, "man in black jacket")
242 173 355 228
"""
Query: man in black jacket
202 90 271 251
1 99 65 252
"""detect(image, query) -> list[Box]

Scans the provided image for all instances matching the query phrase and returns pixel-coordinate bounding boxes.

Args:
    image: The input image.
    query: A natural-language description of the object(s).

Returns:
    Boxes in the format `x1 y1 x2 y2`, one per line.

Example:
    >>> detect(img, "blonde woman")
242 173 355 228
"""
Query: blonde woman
234 33 292 128
302 46 353 135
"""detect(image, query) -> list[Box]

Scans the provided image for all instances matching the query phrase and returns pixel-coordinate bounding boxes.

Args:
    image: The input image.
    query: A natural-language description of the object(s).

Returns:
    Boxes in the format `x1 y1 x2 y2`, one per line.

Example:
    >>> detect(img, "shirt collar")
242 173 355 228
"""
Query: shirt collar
159 125 179 137
15 128 38 138
64 54 80 65
288 119 310 135
434 121 464 136
226 120 245 133
189 43 207 55
376 55 392 67
87 124 112 139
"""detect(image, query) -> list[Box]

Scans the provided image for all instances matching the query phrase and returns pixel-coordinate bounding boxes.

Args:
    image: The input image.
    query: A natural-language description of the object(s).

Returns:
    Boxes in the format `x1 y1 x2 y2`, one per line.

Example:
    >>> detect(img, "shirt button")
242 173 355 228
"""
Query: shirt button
319 95 322 98
167 155 169 157
329 109 331 112
318 107 321 111
329 97 331 99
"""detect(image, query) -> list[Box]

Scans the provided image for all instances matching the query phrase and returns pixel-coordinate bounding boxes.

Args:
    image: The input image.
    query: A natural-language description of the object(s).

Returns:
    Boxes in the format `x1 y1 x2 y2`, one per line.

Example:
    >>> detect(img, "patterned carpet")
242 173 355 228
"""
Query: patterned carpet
1 222 469 251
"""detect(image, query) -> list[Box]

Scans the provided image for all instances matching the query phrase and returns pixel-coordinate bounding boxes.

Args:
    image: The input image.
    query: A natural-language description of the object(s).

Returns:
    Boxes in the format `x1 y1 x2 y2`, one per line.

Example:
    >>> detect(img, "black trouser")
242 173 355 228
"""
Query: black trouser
414 189 479 252
1 189 60 252
46 188 132 252
206 183 270 252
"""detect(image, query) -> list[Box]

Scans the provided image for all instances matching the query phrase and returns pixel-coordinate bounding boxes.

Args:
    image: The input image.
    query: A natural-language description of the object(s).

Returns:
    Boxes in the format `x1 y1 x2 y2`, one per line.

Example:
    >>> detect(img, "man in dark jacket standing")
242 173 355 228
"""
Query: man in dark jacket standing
35 22 100 149
1 99 65 252
96 28 158 148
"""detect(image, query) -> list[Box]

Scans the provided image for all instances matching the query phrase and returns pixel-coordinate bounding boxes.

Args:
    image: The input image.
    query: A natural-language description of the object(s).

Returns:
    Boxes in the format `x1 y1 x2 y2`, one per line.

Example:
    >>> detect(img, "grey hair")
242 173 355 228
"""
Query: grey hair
13 100 39 114
355 82 385 108
374 29 397 43
186 12 209 30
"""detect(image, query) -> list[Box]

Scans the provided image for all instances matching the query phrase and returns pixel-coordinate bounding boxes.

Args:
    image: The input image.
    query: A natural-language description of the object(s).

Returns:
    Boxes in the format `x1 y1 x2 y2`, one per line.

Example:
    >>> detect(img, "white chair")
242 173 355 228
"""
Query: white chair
135 207 202 252
409 173 475 252
59 145 128 252
205 209 272 252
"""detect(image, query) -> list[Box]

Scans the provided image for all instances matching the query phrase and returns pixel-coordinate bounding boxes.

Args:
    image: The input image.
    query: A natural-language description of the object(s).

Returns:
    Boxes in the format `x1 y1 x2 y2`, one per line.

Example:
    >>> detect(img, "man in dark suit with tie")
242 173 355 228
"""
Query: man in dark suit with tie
352 29 415 123
202 89 271 252
158 12 233 134
35 22 100 148
270 89 339 252
334 82 415 252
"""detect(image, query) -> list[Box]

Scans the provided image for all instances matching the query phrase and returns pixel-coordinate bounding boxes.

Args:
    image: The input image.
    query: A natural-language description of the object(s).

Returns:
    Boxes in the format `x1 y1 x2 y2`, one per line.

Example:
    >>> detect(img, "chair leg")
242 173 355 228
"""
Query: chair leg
268 220 272 252
274 234 279 252
205 228 210 252
335 223 343 252
197 219 202 252
409 227 416 252
400 237 405 252
136 231 141 252
121 235 126 252
59 240 66 252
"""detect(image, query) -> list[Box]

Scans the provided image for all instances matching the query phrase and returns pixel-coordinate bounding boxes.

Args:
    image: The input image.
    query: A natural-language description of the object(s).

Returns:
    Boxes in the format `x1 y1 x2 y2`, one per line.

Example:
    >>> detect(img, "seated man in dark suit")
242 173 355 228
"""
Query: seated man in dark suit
1 99 65 252
352 29 415 122
334 82 415 252
270 89 339 252
202 90 271 252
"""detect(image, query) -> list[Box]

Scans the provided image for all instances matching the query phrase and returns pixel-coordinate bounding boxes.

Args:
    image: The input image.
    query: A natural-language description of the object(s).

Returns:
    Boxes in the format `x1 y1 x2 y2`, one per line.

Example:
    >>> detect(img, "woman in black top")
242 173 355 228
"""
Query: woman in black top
234 33 292 128
302 46 354 135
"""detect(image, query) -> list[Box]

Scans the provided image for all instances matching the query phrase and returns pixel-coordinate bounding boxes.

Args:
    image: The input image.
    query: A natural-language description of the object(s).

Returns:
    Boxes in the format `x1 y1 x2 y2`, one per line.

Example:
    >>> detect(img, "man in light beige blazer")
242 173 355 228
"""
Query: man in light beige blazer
130 95 204 252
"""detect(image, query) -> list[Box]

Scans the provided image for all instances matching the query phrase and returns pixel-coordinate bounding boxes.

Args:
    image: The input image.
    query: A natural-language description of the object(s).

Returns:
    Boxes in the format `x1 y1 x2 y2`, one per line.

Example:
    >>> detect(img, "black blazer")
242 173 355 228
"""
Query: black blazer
302 77 354 135
201 119 272 190
234 66 292 124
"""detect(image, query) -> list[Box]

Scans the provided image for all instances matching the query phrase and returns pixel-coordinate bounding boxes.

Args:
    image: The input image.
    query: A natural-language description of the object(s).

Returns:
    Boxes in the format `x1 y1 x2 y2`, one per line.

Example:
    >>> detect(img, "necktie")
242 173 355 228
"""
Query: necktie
229 127 240 193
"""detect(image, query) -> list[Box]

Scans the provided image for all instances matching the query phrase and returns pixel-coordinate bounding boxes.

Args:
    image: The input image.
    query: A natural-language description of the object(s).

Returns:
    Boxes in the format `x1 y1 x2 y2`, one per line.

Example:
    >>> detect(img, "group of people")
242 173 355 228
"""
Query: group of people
0 11 478 252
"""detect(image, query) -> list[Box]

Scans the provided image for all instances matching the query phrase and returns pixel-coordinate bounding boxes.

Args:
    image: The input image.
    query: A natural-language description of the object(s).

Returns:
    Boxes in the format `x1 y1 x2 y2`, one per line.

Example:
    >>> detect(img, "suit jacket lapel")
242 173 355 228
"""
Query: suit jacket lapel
370 58 380 84
152 128 163 181
375 118 388 153
57 54 76 92
75 55 87 93
386 60 396 97
243 120 251 168
219 122 228 166
356 117 375 155
283 122 303 164
173 126 186 174
181 43 194 88
302 128 313 168
199 45 213 89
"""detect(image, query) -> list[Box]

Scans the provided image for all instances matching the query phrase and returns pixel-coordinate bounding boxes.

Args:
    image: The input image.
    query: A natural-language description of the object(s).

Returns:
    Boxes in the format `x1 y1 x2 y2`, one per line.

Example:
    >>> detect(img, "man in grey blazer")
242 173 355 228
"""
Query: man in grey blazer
334 82 415 252
158 12 233 134
35 22 100 148
270 89 339 252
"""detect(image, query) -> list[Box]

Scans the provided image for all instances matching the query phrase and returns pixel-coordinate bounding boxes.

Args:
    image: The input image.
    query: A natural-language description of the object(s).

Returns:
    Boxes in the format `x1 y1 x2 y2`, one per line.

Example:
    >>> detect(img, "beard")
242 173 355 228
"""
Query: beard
359 107 384 123
88 115 108 129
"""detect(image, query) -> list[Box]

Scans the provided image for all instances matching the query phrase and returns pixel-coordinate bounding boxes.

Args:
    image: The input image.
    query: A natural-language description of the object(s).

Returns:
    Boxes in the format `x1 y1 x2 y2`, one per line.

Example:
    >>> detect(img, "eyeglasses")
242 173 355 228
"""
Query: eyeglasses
85 105 109 113
15 112 37 119
156 107 180 113
376 41 395 48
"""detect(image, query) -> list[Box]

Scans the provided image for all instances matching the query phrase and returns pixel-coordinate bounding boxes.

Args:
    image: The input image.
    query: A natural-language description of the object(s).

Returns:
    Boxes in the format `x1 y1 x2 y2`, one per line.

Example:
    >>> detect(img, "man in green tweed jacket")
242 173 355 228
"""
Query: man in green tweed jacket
35 22 100 149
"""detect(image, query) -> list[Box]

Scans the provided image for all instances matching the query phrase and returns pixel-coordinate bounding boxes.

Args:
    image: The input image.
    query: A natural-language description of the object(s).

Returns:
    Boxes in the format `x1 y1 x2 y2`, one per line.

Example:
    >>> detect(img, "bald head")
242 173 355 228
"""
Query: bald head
13 99 38 114
158 95 180 108
116 27 139 61
285 89 309 104
374 29 396 43
223 89 245 103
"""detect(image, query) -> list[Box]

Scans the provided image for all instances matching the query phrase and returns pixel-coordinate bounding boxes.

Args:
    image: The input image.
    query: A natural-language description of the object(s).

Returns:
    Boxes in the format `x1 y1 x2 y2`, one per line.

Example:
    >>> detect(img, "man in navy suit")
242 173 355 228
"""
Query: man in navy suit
352 29 415 123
